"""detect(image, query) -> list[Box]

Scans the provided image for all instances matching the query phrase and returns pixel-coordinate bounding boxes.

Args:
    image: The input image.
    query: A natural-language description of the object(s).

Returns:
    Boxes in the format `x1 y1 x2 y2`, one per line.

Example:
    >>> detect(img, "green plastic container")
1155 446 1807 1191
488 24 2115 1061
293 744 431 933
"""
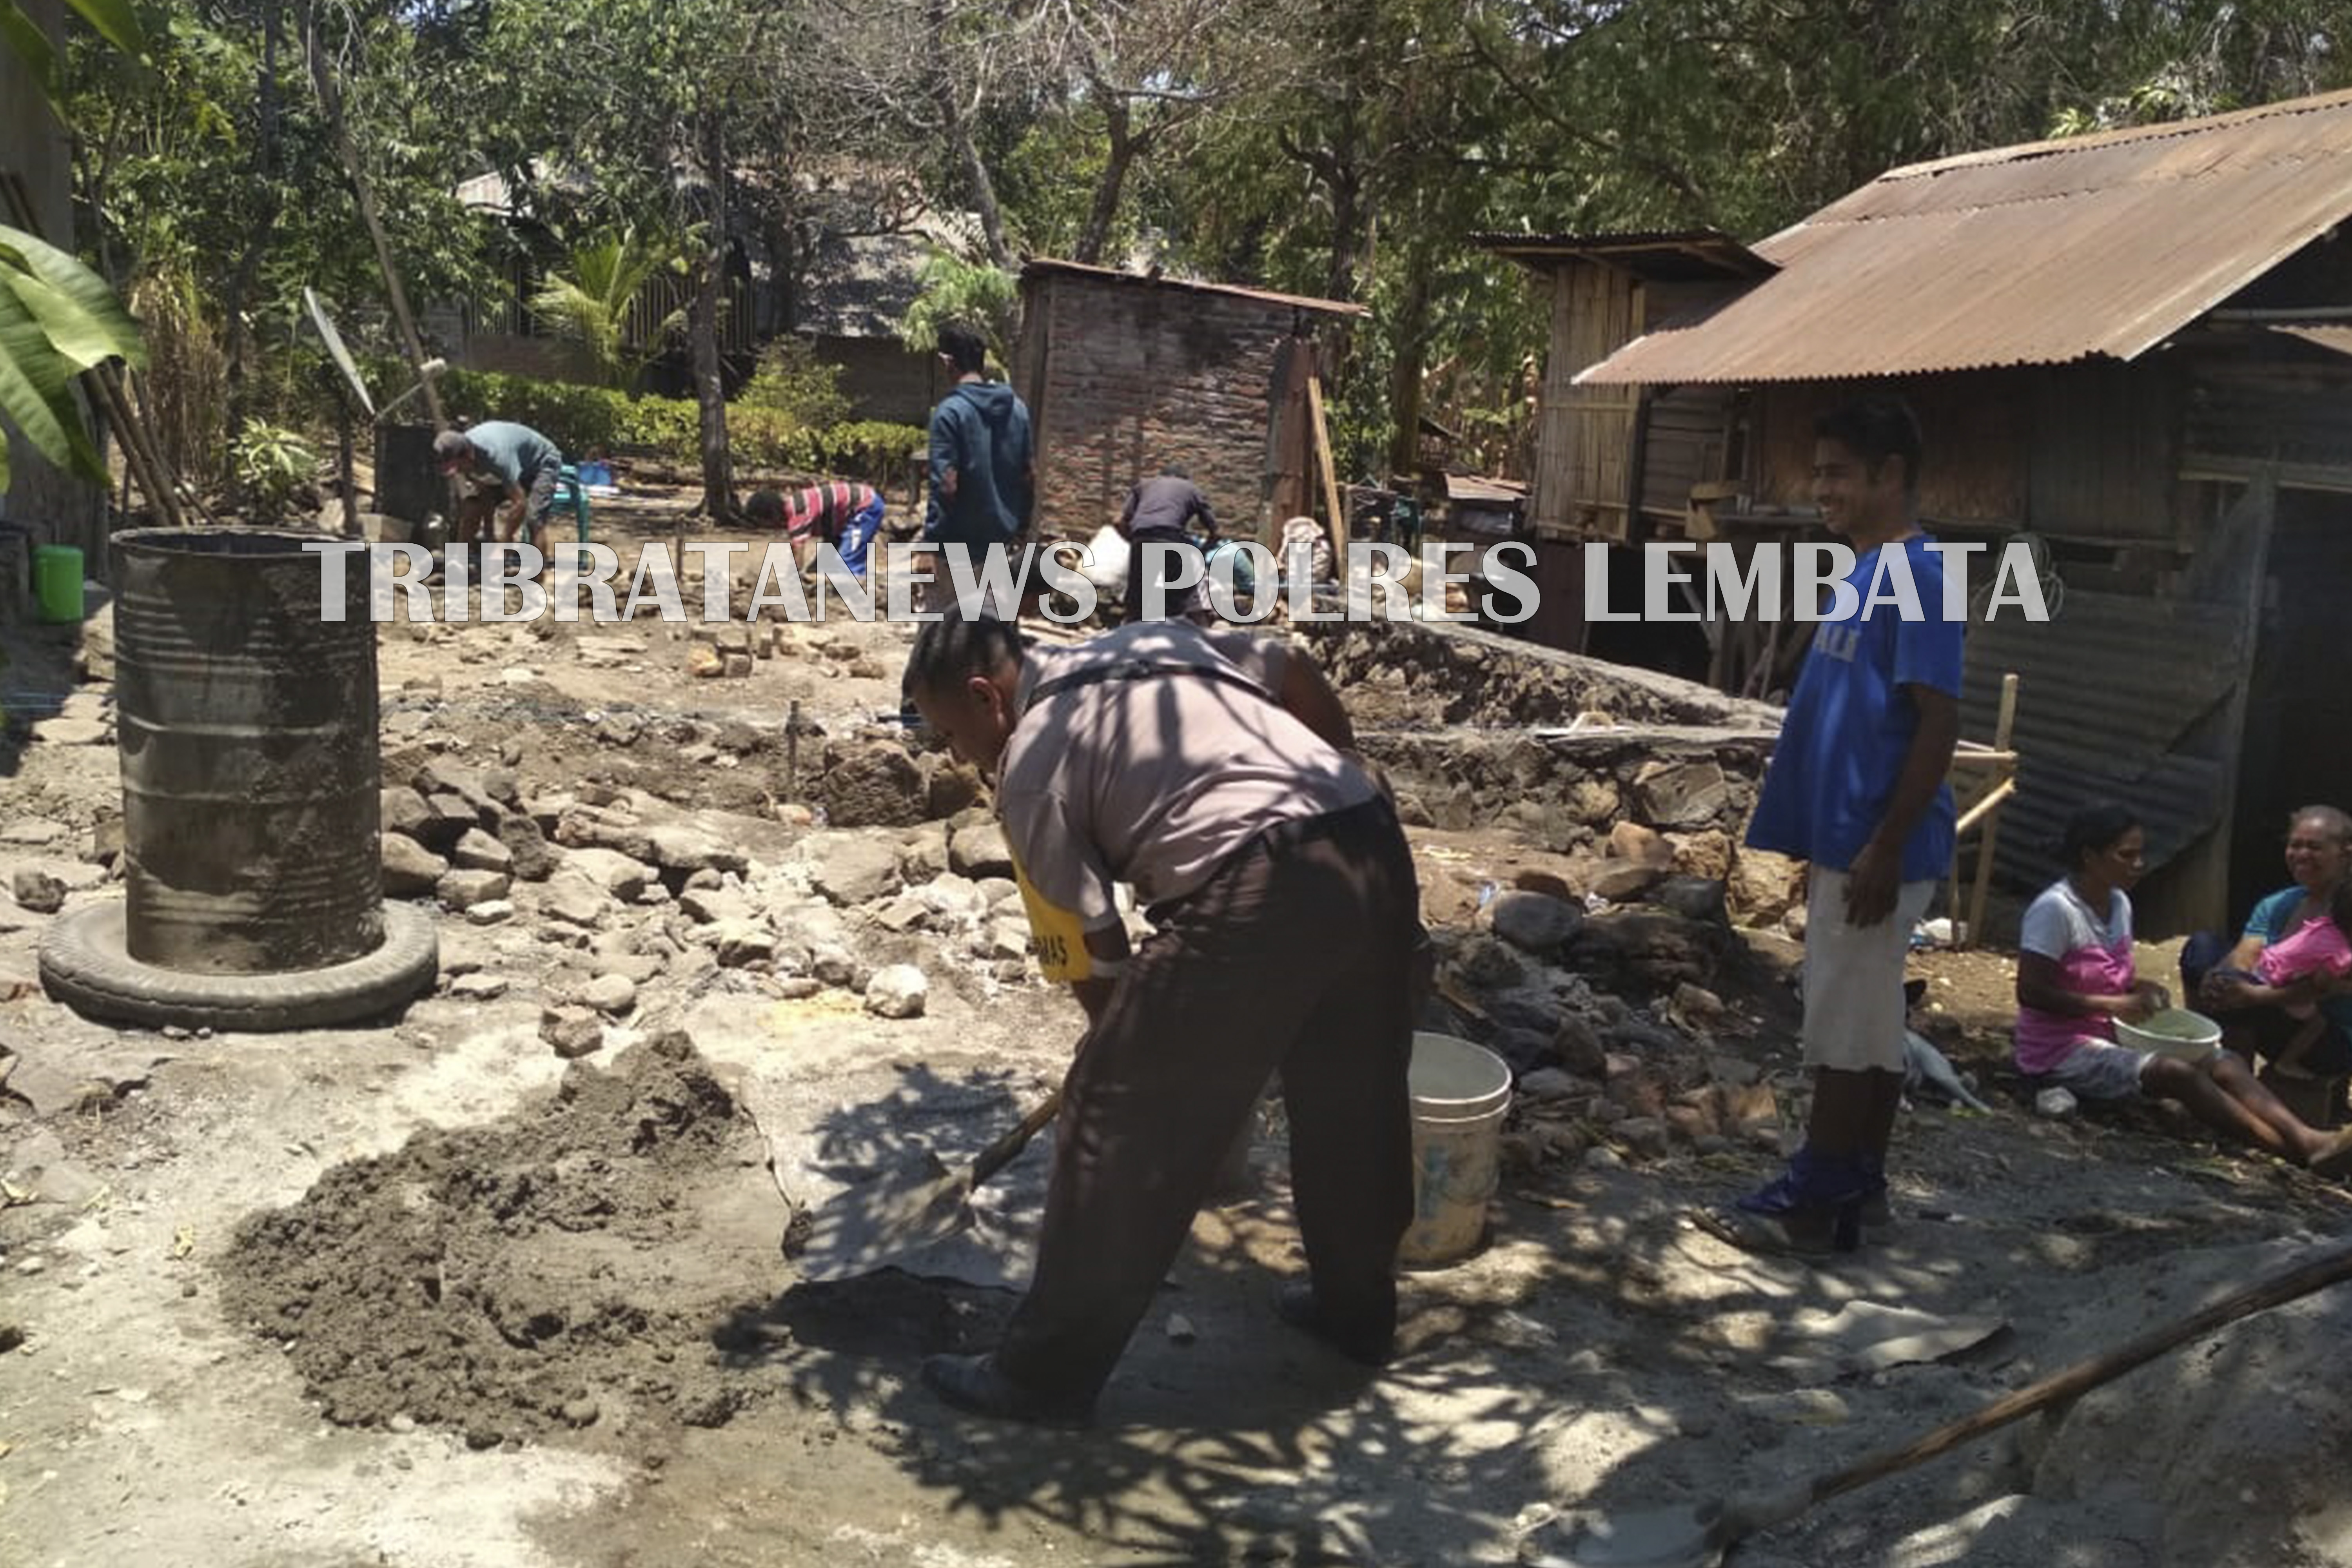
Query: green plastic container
33 544 85 624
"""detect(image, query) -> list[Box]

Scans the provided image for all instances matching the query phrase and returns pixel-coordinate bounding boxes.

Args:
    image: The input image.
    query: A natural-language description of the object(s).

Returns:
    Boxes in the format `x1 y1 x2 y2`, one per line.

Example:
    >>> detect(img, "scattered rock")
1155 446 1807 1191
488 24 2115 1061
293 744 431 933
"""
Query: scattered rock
495 814 557 882
1517 1068 1581 1101
897 822 951 882
449 974 510 1001
11 868 65 914
0 820 69 846
580 973 637 1016
641 822 747 878
1607 821 1671 866
33 717 108 746
873 895 929 934
710 920 777 968
563 847 654 902
818 741 929 829
541 874 614 928
1165 1313 1198 1345
1571 909 1726 991
463 899 515 926
982 919 1032 961
1669 982 1728 1030
806 836 904 906
1650 876 1729 926
1728 848 1806 926
417 794 478 851
1553 1013 1607 1077
1632 758 1732 829
381 836 450 898
1666 829 1735 882
924 755 986 819
381 786 435 842
539 1005 604 1059
1586 858 1664 903
947 821 1014 881
1488 890 1582 955
1564 779 1619 826
436 868 512 912
686 643 723 679
862 964 928 1019
452 828 514 875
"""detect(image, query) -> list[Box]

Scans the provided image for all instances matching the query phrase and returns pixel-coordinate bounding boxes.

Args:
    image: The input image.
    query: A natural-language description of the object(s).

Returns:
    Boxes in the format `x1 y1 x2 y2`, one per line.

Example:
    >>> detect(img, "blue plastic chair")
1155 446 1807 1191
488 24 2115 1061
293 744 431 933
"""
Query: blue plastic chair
552 464 592 543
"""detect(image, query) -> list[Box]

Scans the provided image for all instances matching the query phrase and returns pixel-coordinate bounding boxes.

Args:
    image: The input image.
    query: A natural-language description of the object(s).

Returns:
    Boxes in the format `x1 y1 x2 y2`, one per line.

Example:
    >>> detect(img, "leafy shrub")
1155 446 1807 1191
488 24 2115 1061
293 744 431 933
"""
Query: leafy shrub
739 338 850 428
232 419 319 516
393 363 924 487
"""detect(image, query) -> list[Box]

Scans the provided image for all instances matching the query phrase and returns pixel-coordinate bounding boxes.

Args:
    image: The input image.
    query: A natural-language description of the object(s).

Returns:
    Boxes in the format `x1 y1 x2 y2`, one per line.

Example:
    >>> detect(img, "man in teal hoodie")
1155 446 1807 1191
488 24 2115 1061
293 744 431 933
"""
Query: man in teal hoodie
924 325 1036 592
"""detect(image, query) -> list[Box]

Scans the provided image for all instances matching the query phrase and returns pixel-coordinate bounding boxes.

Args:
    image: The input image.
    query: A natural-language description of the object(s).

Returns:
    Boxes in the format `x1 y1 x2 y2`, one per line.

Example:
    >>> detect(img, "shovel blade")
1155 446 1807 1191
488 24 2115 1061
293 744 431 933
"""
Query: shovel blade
788 1152 980 1284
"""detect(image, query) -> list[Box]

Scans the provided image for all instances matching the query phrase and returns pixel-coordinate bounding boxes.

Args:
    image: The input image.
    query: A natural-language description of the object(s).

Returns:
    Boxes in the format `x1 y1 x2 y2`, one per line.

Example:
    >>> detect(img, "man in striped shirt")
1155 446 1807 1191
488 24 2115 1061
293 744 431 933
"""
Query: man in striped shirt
746 480 887 579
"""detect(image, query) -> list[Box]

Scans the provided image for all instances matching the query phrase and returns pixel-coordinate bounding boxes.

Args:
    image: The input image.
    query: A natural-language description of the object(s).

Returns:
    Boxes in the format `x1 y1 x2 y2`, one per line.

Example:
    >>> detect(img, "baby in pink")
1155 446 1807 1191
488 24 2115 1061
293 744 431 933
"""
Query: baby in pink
2255 895 2352 1076
2255 914 2352 1017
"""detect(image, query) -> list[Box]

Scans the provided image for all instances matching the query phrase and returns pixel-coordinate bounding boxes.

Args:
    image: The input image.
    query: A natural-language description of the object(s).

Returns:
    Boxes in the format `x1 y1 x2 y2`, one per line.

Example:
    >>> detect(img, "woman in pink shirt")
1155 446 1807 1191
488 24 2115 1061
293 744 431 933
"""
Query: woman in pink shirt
2014 804 2352 1172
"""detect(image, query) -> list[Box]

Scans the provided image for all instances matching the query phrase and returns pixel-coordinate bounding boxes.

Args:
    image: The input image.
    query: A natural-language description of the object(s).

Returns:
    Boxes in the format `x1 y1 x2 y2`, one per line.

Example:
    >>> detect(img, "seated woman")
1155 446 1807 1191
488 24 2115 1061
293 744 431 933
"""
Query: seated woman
2181 805 2352 1081
2014 803 2352 1173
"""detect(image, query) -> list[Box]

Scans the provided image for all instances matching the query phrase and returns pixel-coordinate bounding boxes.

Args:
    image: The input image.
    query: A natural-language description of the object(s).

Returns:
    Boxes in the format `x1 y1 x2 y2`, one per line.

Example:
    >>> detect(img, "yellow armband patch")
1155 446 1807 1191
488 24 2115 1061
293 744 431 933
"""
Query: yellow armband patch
1008 849 1095 985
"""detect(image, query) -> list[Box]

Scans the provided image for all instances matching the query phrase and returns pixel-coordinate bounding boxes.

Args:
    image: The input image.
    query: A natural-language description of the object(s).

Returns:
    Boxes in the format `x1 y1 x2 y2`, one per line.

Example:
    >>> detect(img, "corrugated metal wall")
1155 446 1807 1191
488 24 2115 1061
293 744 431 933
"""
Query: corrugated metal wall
1961 588 2242 931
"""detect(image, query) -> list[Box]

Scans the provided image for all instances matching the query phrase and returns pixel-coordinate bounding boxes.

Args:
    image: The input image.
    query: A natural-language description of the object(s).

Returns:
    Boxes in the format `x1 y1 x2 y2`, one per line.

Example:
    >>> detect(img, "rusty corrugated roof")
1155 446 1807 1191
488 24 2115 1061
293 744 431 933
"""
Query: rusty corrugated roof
1578 88 2352 386
1021 258 1367 318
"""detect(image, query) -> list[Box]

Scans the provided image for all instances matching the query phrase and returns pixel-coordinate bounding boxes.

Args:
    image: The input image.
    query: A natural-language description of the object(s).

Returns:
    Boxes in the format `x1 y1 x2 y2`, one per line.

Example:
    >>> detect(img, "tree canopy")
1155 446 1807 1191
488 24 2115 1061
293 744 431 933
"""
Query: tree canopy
10 0 2349 503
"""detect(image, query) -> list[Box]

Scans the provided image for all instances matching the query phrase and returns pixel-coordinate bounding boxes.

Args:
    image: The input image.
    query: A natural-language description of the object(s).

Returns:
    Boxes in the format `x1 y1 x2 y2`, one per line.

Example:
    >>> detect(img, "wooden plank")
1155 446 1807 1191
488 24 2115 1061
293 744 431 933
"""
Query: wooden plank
1306 371 1347 567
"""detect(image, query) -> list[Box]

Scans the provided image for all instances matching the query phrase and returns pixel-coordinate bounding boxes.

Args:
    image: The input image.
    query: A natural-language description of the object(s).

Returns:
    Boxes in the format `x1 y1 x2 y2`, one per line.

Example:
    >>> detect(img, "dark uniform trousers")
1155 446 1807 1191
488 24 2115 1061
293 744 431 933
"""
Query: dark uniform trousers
994 796 1420 1403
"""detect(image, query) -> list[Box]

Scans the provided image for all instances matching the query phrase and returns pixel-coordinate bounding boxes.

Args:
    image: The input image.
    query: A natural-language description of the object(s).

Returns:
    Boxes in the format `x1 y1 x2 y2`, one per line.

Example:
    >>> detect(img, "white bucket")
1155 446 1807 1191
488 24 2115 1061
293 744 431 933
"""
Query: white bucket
1397 1032 1513 1269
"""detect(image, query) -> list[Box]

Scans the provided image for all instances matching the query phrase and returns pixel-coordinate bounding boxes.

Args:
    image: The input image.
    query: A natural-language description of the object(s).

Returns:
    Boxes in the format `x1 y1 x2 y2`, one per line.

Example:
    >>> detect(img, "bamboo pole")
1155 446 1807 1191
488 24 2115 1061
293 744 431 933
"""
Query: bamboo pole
1961 673 2021 951
1305 372 1347 573
303 2 446 432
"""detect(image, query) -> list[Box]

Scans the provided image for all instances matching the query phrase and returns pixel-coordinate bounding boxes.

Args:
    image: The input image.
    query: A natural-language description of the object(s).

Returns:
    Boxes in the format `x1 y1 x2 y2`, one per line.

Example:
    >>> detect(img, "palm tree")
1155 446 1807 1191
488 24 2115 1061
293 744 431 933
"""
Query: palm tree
528 226 687 392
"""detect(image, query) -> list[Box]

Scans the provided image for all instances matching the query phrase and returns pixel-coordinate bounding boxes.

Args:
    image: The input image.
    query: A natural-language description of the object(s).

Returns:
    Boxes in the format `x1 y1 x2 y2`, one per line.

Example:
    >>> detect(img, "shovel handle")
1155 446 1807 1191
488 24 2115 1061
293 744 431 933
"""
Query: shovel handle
1804 1241 2352 1514
970 1087 1063 1188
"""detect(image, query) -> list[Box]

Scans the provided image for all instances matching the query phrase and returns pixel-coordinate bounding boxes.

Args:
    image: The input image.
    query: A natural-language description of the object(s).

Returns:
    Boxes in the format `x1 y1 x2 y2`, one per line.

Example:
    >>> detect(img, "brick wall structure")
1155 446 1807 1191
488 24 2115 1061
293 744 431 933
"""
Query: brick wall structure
1014 260 1363 543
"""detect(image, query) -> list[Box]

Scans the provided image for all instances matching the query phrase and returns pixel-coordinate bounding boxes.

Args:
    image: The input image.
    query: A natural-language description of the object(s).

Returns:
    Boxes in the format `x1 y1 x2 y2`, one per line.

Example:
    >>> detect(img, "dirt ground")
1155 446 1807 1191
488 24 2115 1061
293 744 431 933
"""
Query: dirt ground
3 497 2351 1568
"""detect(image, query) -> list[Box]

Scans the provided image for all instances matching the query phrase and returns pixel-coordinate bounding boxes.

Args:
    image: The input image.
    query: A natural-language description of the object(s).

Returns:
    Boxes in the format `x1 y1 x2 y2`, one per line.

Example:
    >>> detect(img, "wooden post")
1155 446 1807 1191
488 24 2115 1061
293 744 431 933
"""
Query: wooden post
1305 372 1347 572
1962 673 2021 951
337 404 358 537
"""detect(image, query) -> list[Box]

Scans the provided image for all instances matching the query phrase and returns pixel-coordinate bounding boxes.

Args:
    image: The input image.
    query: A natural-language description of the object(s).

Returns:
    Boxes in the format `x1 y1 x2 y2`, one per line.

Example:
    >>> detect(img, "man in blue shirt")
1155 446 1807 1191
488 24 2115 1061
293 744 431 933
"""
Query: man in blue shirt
921 325 1035 602
1711 397 1962 1258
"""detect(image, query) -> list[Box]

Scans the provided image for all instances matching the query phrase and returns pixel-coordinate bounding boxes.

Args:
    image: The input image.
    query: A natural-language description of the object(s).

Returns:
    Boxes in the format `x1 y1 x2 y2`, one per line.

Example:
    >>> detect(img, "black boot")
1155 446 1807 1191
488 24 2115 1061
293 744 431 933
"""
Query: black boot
1274 1281 1396 1367
919 1353 1094 1426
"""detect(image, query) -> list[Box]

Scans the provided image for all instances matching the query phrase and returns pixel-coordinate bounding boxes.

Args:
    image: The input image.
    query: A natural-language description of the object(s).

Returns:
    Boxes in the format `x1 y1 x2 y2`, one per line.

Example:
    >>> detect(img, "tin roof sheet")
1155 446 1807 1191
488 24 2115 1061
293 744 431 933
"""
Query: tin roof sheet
1021 258 1367 318
1577 89 2352 385
1471 230 1775 283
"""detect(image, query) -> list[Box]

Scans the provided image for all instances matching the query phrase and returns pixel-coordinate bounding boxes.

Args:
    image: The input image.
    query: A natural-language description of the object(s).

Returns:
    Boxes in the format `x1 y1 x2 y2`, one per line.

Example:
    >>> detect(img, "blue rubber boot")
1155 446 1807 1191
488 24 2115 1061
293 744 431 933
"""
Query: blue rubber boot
1717 1146 1867 1258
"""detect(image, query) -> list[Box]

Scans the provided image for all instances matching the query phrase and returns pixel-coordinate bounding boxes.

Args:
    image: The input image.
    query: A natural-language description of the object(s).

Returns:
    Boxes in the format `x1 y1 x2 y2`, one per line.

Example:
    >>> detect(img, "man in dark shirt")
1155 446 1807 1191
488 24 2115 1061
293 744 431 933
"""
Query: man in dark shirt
1116 467 1218 622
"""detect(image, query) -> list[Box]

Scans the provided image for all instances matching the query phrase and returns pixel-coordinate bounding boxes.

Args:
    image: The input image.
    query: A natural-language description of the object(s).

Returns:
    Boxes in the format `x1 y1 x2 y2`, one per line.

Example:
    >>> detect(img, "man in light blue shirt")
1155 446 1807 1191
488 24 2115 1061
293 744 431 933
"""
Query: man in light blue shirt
435 421 563 569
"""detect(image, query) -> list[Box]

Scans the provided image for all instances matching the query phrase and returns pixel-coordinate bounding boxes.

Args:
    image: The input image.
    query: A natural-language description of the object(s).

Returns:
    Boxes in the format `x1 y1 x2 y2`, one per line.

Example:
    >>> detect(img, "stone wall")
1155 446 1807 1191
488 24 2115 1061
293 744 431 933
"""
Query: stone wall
1020 272 1326 543
1299 619 1808 929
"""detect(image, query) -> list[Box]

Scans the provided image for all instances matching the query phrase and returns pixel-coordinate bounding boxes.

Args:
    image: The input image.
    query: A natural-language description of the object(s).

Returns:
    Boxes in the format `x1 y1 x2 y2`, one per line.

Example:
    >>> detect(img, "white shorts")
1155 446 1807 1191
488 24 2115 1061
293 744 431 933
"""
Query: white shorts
2043 1040 2154 1102
1801 867 1936 1073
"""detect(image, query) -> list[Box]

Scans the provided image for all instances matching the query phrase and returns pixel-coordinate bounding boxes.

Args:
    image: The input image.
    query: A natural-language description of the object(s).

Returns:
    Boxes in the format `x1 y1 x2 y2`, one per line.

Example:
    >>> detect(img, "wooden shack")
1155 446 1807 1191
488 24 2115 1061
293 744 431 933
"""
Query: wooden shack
1012 259 1365 542
1490 89 2352 934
